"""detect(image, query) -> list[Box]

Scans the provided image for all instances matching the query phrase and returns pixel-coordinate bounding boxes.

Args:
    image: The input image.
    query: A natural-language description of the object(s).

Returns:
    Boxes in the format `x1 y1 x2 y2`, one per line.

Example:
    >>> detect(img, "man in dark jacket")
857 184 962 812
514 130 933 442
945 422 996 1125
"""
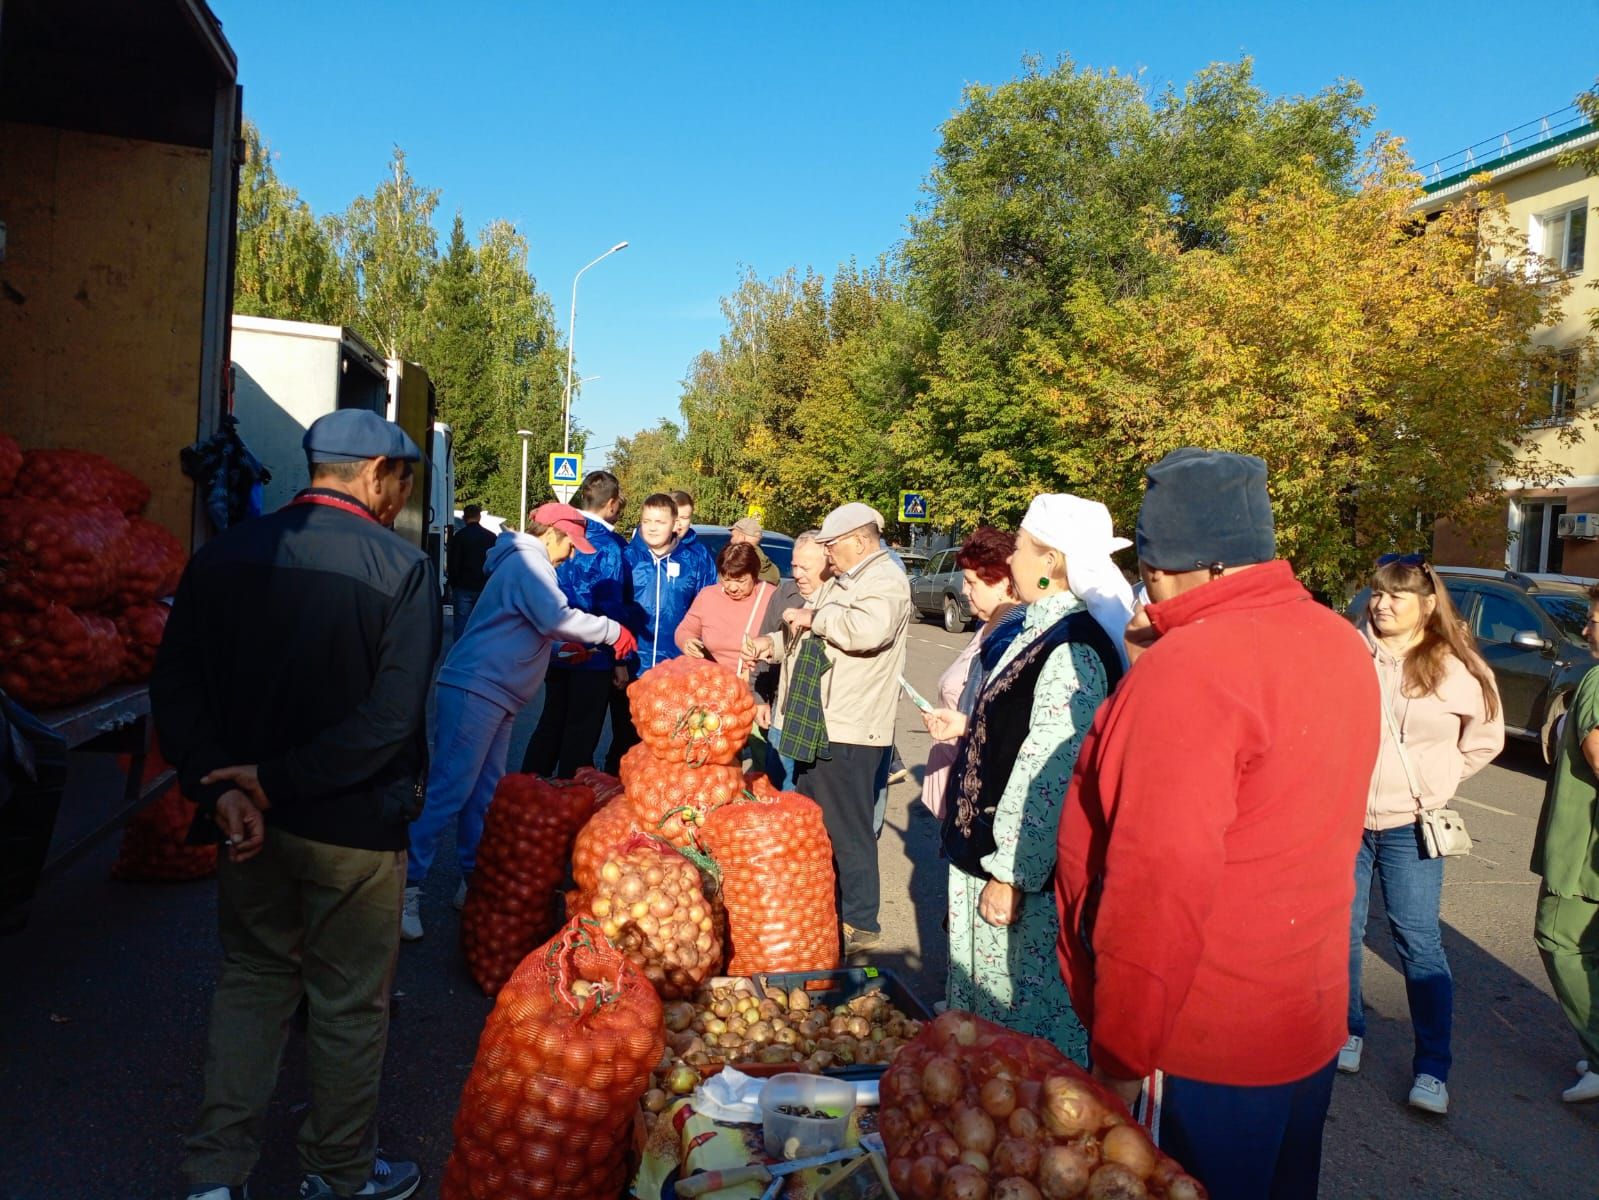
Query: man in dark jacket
446 503 496 641
522 470 630 777
153 409 439 1200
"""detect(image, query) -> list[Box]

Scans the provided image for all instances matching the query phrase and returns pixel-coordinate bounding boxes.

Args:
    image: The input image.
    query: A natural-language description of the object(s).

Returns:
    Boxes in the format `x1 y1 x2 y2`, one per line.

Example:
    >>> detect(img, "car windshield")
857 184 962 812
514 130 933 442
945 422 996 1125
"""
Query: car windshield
1535 595 1591 644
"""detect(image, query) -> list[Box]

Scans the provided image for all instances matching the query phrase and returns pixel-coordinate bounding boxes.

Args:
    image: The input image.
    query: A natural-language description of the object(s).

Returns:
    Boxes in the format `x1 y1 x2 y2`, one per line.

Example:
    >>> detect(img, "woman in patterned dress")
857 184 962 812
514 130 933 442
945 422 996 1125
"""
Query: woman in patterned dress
933 495 1135 1063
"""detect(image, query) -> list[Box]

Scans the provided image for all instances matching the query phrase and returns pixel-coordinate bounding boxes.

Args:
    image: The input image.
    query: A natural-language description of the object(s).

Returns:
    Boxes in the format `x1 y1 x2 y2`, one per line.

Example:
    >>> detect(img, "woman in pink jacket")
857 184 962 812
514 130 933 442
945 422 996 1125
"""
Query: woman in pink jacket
1342 554 1504 1116
675 541 776 692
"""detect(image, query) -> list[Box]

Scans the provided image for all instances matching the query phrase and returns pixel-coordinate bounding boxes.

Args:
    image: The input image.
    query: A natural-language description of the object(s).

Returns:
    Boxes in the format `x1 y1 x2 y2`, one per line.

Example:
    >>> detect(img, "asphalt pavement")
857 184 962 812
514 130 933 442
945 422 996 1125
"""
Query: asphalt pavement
4 621 1597 1198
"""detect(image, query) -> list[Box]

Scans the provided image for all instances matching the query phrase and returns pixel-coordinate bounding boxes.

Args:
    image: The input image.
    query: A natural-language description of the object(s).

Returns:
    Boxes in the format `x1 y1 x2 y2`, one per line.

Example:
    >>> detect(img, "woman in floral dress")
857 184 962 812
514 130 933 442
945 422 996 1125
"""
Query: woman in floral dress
932 494 1135 1063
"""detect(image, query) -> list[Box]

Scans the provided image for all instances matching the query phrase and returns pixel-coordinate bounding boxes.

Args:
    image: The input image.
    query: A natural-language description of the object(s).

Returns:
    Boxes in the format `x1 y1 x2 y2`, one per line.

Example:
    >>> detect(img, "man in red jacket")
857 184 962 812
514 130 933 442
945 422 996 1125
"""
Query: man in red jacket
1056 448 1378 1200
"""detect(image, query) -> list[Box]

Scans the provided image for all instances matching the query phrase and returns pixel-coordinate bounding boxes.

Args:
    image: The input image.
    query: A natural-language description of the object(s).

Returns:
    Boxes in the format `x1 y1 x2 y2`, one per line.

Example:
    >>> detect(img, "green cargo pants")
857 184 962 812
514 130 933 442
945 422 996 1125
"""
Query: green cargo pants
182 825 404 1193
1534 887 1599 1062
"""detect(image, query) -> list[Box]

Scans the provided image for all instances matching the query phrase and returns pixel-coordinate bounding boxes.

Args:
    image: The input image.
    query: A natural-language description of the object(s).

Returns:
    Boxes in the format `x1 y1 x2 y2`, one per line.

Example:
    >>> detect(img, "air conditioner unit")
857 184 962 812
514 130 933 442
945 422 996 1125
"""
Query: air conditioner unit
1557 512 1599 539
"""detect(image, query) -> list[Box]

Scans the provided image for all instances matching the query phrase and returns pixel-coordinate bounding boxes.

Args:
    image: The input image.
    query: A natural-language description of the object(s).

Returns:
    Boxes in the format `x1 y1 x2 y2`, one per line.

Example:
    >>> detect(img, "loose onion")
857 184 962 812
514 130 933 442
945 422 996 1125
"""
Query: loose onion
980 1077 1018 1119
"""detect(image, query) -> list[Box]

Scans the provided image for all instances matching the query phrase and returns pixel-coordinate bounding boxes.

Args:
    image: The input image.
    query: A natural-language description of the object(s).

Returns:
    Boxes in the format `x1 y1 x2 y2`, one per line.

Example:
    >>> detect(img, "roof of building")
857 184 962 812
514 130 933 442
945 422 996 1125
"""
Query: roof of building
1418 104 1597 205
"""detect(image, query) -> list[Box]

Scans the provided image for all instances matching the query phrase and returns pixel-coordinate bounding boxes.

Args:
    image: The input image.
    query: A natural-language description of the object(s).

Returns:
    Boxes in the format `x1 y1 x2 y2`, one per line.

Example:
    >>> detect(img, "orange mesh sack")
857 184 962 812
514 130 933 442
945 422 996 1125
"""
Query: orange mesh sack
618 743 741 850
0 500 128 611
584 833 723 999
442 921 666 1200
627 657 756 765
572 795 641 894
879 1011 1208 1200
0 604 124 708
14 447 151 515
111 753 217 882
115 517 186 605
461 776 596 996
116 601 170 683
570 766 624 805
699 789 838 974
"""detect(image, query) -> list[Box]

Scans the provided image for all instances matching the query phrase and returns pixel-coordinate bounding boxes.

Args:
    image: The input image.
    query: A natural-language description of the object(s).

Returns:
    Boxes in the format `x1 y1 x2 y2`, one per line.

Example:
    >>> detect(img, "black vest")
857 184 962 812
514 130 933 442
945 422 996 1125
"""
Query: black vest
941 609 1124 880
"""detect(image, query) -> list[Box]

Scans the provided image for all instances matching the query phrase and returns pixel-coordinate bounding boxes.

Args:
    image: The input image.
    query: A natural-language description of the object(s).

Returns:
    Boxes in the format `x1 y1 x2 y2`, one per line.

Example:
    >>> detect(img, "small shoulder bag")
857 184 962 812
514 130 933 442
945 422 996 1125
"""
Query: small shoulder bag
1380 691 1472 858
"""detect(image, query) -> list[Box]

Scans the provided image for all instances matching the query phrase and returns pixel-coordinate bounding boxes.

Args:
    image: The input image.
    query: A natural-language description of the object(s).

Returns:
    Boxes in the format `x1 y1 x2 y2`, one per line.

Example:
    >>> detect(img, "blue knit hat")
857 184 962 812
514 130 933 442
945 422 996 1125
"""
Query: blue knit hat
1136 448 1275 571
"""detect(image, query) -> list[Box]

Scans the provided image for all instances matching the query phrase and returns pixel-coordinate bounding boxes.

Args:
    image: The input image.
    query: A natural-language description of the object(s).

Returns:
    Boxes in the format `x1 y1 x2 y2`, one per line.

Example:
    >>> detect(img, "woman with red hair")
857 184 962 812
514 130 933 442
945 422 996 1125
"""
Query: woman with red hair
918 527 1024 818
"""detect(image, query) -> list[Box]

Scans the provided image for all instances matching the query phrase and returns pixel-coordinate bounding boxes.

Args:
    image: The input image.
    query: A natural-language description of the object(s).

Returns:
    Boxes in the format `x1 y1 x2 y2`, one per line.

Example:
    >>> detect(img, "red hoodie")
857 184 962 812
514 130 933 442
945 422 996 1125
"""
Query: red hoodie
1055 560 1378 1086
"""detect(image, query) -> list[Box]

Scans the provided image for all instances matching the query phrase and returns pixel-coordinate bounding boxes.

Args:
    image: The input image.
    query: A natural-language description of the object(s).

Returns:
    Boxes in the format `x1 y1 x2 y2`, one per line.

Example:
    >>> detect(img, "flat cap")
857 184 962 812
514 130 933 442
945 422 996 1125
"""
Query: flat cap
817 501 885 543
731 516 763 537
1136 447 1275 571
303 409 422 464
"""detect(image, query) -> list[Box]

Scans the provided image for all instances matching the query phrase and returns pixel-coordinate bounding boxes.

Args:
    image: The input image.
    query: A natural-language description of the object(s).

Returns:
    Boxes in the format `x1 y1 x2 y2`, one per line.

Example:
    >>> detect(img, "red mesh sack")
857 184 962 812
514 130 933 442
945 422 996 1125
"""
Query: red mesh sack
627 657 756 765
584 833 722 999
699 789 838 975
442 921 665 1200
15 447 151 515
618 743 741 849
115 517 186 604
0 434 20 497
116 601 169 683
461 776 596 996
0 500 127 611
0 604 123 708
572 798 641 894
742 768 781 800
570 766 624 805
879 1011 1208 1200
111 752 217 882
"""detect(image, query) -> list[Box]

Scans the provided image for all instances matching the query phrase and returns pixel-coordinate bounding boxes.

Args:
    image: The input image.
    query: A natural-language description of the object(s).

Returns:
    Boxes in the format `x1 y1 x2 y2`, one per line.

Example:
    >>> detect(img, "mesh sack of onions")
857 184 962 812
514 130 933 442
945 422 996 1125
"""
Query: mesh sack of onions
0 500 127 611
115 516 186 605
116 601 170 683
14 447 151 515
0 434 20 496
570 766 624 805
627 657 756 765
441 920 665 1200
583 833 722 999
742 768 781 800
111 754 216 882
879 1010 1208 1200
699 789 838 975
572 794 642 894
618 743 741 850
461 776 596 996
0 604 124 708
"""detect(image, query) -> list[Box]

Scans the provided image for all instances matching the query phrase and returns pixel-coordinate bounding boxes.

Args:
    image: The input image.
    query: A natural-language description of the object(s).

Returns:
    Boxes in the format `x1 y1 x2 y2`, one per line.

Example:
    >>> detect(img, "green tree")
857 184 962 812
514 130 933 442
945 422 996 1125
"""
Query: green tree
233 120 346 322
331 147 440 358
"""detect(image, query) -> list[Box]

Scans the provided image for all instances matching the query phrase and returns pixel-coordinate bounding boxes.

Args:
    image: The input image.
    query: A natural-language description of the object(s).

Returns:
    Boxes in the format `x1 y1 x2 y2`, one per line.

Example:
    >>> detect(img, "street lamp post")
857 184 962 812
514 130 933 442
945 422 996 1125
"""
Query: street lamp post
516 429 534 532
563 241 628 454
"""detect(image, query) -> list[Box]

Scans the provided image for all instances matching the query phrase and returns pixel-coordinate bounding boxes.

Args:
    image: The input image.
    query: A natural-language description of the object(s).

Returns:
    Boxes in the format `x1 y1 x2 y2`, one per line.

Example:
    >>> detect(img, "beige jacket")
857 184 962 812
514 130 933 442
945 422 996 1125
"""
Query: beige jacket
1363 625 1505 831
770 549 911 746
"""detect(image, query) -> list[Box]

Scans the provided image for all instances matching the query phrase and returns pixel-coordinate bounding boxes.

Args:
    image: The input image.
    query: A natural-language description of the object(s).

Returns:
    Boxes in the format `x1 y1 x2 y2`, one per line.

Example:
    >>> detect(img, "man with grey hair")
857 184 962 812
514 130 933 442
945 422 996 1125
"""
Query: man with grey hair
730 515 781 585
751 503 910 955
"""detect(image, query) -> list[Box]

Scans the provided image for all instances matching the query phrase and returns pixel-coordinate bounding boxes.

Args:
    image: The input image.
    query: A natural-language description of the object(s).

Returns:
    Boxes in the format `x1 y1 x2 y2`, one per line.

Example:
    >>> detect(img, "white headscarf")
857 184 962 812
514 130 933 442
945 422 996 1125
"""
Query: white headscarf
1020 494 1136 664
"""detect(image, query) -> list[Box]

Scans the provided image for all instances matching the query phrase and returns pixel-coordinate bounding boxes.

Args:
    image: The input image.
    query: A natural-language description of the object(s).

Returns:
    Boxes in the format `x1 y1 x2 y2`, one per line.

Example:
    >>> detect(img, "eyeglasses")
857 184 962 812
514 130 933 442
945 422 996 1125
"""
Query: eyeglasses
1376 553 1428 568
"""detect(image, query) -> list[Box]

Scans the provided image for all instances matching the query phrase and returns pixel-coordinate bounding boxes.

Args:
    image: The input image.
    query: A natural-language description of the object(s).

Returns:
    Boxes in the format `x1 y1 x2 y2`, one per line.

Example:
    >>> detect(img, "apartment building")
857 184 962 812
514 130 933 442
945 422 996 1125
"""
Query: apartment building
1426 108 1599 576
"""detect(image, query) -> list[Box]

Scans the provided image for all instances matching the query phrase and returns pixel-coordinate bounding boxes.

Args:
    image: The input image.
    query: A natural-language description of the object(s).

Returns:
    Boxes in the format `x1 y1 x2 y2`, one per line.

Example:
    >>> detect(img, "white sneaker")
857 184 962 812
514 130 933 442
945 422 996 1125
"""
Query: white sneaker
453 878 469 910
1337 1035 1363 1074
401 886 423 942
1408 1073 1448 1114
186 1188 247 1200
1578 1058 1590 1075
1562 1068 1599 1103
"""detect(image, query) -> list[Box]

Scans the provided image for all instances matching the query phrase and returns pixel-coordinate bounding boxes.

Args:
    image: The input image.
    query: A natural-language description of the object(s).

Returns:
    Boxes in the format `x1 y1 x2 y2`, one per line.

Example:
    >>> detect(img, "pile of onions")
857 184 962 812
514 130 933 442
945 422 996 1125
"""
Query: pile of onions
442 921 665 1199
618 743 741 850
879 1011 1206 1200
582 834 722 999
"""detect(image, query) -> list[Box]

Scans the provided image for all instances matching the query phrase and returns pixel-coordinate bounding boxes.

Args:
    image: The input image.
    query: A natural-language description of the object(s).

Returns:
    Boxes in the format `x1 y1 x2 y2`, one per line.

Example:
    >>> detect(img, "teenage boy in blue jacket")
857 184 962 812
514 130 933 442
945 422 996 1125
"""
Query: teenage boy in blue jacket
522 471 631 778
606 493 718 770
671 488 718 587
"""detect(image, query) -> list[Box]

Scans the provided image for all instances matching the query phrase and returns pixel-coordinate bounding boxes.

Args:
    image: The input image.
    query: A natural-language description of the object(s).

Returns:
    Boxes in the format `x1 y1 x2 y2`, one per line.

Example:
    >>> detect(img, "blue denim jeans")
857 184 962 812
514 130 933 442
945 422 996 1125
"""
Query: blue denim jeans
1348 823 1452 1080
407 684 514 884
765 725 798 792
451 588 480 644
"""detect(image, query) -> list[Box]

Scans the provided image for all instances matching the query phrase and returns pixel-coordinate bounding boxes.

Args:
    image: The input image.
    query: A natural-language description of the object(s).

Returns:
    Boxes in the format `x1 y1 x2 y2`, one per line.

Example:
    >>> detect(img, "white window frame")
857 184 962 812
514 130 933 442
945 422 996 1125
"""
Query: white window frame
1532 200 1587 274
1509 497 1569 573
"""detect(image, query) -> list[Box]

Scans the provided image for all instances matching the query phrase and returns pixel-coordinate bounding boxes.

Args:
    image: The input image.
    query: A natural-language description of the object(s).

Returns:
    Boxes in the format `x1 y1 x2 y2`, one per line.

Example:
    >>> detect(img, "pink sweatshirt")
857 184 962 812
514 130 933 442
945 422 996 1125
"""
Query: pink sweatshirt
1362 625 1504 830
675 582 776 684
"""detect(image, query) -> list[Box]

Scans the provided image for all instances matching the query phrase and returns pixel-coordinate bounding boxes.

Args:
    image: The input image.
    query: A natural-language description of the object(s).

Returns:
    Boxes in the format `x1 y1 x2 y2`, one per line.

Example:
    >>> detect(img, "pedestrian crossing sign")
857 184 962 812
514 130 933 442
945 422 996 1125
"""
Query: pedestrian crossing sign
900 491 930 523
549 453 582 487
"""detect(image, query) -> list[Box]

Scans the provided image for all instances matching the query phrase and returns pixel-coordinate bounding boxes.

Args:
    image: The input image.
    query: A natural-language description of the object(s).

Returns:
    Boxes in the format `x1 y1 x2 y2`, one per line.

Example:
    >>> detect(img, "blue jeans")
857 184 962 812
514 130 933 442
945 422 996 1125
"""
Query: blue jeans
765 725 798 792
407 684 514 884
1348 824 1452 1080
451 588 480 643
1154 1059 1337 1200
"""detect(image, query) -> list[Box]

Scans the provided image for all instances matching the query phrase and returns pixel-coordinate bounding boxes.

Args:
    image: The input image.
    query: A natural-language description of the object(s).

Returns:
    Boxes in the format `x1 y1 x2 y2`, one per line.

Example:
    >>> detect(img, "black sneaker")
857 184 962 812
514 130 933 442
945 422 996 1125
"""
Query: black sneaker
299 1156 421 1200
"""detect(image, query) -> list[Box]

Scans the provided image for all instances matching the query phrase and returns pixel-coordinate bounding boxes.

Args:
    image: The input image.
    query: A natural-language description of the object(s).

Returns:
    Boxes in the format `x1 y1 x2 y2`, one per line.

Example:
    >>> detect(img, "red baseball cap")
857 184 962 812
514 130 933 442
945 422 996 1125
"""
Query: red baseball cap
532 502 595 553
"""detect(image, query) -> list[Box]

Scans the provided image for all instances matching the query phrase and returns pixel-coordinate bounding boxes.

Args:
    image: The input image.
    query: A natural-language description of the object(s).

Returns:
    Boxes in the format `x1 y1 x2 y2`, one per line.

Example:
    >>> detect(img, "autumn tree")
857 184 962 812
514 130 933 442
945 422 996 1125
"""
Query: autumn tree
609 419 694 524
329 147 439 358
233 121 348 323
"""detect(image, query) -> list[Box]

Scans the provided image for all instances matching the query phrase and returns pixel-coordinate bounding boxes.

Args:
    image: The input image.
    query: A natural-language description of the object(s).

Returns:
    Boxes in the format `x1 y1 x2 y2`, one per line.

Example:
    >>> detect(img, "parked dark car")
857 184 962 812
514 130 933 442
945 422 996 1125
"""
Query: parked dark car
689 525 796 578
910 546 972 633
1349 568 1596 761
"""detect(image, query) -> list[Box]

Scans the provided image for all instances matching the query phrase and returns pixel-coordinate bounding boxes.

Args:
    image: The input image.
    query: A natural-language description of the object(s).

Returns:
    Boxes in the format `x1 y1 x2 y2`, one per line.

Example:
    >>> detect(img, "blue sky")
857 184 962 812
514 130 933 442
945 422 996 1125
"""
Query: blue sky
214 1 1599 465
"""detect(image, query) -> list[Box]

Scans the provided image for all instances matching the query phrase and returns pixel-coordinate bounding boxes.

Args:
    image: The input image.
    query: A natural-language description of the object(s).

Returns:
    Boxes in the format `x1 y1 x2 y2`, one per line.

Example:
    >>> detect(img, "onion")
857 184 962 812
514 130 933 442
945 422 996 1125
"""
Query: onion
933 1132 962 1166
993 1137 1041 1179
910 1156 944 1200
922 1056 963 1108
1007 1107 1042 1140
953 1106 998 1156
959 1150 991 1174
1042 1075 1106 1137
1084 1163 1147 1200
941 1165 990 1200
1100 1125 1156 1180
890 1159 916 1197
995 1181 1043 1200
1037 1144 1093 1200
980 1077 1017 1118
1164 1177 1204 1200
